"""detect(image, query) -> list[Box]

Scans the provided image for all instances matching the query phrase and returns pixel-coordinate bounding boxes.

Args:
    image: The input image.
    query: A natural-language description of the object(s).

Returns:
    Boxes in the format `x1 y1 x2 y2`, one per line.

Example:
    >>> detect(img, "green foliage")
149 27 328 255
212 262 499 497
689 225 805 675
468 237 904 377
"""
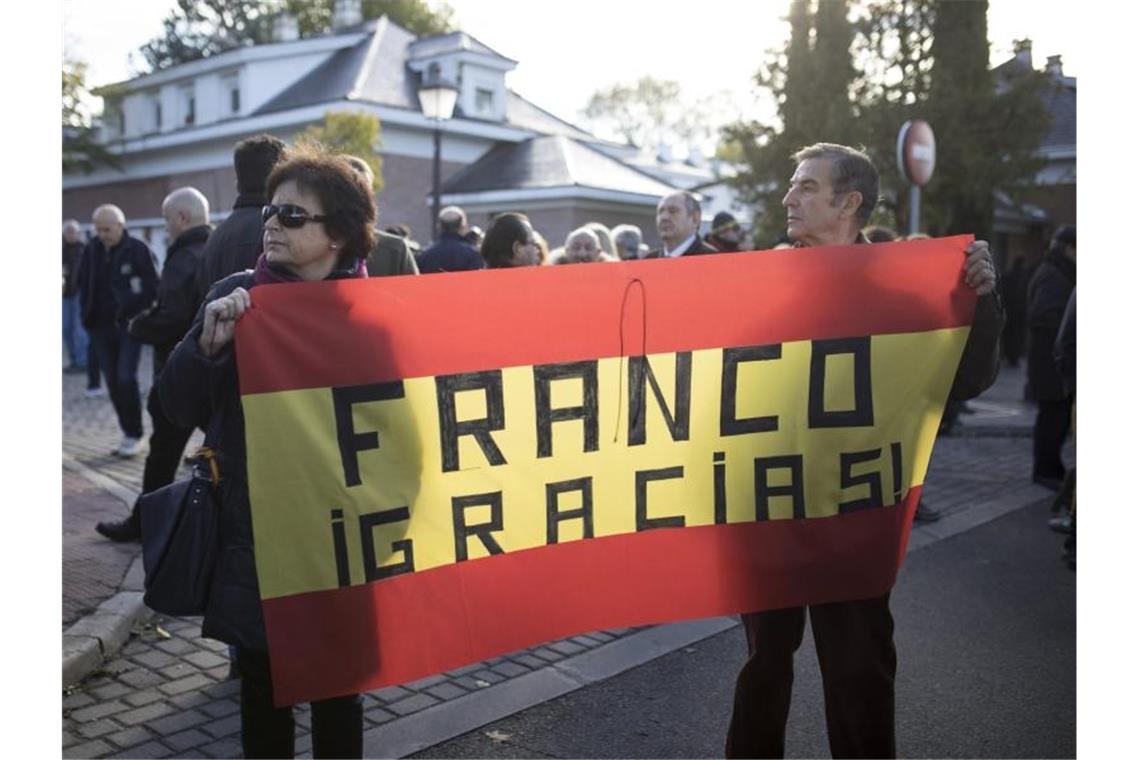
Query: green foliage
923 0 1050 236
138 0 276 72
728 0 1053 243
725 0 858 246
297 111 385 191
139 0 454 72
62 60 121 175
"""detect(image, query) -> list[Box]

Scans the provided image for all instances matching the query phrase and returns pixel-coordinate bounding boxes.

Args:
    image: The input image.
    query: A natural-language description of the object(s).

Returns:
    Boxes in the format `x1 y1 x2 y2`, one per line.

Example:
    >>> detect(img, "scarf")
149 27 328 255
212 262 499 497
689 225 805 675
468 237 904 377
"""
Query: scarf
252 252 368 286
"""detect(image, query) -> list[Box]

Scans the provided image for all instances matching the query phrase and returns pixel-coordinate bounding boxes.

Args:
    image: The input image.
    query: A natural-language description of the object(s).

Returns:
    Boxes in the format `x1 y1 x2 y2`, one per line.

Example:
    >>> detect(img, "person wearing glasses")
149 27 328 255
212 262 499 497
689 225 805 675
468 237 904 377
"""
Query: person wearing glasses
157 146 372 759
480 212 541 268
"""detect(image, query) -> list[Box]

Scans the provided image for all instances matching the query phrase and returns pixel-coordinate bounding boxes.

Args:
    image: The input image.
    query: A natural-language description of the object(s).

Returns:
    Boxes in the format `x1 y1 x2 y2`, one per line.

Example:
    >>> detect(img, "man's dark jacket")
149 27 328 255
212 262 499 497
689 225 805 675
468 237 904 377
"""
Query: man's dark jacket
63 239 84 297
129 224 212 375
78 232 158 330
645 236 720 258
196 193 265 303
1026 252 1076 401
416 230 484 273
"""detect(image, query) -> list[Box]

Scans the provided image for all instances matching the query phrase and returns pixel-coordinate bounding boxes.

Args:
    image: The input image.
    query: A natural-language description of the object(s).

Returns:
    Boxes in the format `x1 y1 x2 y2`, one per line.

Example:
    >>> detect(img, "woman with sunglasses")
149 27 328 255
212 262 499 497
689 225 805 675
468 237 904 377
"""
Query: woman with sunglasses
480 211 541 268
157 145 372 759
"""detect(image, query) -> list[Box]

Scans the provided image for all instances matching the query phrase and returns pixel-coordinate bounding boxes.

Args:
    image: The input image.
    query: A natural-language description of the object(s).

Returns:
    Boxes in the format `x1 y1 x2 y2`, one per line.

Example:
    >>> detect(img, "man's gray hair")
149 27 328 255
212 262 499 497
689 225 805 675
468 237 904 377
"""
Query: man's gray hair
62 219 82 235
439 205 466 234
611 224 643 259
92 204 126 225
792 143 880 225
162 187 210 225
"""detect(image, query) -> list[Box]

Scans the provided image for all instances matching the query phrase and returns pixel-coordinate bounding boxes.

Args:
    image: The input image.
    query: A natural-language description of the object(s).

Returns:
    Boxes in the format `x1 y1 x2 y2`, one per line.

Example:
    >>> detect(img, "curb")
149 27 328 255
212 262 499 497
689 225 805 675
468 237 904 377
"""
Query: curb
63 569 153 688
366 616 740 758
62 454 151 689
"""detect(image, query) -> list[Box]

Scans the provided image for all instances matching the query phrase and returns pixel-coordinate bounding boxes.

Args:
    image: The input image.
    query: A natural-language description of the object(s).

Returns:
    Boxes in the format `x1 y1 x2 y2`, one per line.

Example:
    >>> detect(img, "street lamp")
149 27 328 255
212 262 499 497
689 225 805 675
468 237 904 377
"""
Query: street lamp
417 75 458 241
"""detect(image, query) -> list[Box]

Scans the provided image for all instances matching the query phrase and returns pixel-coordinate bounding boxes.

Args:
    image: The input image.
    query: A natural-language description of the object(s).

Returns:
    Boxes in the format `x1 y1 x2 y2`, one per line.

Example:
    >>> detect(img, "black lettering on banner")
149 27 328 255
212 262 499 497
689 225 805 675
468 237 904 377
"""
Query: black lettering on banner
331 509 351 588
753 455 806 521
838 448 884 514
628 352 692 445
435 371 507 472
332 381 406 487
808 337 874 428
534 361 599 458
712 452 727 525
359 506 415 581
452 491 505 562
635 466 686 531
720 345 781 436
891 441 904 503
545 477 595 544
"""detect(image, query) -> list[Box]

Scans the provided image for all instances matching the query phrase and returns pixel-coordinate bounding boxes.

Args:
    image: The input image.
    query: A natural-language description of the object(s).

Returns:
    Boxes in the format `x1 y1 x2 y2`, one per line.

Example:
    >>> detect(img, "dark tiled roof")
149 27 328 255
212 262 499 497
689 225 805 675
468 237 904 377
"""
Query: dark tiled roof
1040 79 1076 150
407 32 514 63
441 135 676 197
253 32 377 115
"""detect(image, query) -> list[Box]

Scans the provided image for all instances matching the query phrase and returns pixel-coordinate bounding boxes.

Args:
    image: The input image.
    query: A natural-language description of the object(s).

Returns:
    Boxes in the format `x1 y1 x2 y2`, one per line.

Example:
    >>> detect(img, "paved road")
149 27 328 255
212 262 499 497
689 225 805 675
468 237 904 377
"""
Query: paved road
412 497 1075 759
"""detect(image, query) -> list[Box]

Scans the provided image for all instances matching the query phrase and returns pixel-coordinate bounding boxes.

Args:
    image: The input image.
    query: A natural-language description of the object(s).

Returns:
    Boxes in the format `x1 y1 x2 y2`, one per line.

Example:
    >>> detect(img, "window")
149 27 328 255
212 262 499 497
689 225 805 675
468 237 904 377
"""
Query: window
180 85 195 126
150 92 162 131
475 87 494 115
222 74 240 116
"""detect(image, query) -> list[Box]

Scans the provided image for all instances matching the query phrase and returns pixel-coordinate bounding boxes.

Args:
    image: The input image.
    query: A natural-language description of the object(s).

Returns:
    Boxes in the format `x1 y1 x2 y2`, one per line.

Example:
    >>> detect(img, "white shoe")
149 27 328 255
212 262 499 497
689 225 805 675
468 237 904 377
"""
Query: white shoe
85 387 107 398
116 437 144 458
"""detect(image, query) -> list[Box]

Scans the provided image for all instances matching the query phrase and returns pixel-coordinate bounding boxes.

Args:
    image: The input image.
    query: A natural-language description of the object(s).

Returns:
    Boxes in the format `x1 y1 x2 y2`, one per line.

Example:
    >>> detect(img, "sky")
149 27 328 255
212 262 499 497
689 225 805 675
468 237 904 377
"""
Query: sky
63 0 1086 149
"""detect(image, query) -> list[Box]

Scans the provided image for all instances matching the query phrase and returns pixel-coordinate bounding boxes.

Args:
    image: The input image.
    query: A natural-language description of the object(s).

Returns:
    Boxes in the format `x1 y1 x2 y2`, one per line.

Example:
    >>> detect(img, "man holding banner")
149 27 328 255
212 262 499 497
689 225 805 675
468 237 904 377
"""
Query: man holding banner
724 143 1003 758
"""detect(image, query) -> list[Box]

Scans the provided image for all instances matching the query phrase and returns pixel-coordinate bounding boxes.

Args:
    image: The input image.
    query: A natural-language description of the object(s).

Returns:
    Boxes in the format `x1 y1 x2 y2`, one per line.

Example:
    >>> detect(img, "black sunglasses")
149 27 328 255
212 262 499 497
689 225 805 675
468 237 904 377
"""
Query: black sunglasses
262 204 329 229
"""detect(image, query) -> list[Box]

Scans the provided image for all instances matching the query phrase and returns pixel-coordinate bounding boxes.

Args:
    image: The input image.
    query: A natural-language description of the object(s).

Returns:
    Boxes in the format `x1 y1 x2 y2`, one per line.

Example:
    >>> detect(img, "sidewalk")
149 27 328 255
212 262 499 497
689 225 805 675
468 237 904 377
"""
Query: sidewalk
62 362 1069 758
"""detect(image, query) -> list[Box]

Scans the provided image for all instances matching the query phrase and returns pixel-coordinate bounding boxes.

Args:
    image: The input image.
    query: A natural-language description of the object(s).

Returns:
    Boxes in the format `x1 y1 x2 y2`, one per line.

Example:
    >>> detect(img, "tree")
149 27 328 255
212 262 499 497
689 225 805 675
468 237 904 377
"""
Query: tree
581 77 685 149
138 0 454 72
923 0 1050 238
138 0 275 72
63 59 121 174
296 111 385 190
724 0 858 245
728 0 1052 244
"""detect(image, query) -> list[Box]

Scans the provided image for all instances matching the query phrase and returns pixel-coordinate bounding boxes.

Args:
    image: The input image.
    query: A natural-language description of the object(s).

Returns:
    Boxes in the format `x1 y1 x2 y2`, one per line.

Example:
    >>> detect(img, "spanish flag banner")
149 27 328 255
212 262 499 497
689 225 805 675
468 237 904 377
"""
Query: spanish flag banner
237 235 976 706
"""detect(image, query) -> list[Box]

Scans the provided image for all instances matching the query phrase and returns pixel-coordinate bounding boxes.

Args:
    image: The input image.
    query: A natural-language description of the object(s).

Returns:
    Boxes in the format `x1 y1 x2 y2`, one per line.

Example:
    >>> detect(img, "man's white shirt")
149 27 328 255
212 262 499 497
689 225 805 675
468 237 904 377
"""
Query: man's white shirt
663 234 697 258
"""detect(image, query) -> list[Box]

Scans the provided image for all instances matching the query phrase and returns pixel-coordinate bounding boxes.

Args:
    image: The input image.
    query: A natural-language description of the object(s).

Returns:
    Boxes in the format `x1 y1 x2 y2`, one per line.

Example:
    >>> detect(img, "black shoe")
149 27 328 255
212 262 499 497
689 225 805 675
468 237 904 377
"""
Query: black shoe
914 501 942 523
96 517 141 543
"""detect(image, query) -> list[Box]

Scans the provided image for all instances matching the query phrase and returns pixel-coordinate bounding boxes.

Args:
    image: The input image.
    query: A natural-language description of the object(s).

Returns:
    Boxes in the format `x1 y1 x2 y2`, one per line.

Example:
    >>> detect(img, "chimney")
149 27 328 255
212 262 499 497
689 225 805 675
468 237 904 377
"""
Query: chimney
1013 38 1033 68
273 13 299 42
1046 55 1064 77
656 141 674 164
686 144 706 168
332 0 363 30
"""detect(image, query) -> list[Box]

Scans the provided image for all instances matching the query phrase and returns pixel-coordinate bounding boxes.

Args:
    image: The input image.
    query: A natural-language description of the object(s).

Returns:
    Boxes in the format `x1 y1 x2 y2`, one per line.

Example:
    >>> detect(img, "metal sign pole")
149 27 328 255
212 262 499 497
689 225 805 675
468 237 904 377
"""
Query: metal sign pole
909 184 921 236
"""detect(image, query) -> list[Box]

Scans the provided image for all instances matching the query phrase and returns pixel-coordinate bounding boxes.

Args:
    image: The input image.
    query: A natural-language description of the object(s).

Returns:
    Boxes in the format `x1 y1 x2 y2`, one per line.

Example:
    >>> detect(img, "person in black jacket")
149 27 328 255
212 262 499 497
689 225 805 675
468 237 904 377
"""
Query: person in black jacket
416 205 485 273
159 148 373 759
1026 226 1076 490
647 191 720 258
97 188 213 542
724 143 1005 760
196 134 286 301
78 204 158 457
62 220 91 375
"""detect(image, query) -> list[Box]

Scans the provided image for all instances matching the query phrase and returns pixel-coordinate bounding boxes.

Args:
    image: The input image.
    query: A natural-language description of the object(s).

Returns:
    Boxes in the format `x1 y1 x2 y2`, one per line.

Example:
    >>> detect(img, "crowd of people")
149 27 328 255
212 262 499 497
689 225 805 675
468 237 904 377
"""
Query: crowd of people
63 133 1020 759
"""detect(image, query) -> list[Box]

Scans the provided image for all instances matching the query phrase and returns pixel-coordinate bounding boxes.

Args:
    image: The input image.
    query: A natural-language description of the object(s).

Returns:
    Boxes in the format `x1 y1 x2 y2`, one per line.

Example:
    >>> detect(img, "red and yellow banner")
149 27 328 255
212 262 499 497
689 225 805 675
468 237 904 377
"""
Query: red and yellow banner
236 236 977 706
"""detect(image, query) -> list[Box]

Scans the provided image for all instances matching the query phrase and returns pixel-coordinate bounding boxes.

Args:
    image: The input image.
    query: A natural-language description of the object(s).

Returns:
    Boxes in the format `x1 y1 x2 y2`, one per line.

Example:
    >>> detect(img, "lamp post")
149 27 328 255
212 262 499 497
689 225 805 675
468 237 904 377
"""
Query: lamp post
417 76 458 242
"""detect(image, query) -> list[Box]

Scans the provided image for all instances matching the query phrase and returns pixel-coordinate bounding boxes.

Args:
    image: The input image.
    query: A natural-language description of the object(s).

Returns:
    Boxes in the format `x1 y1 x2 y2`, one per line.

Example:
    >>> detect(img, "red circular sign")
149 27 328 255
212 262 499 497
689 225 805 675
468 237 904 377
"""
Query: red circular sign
897 120 936 186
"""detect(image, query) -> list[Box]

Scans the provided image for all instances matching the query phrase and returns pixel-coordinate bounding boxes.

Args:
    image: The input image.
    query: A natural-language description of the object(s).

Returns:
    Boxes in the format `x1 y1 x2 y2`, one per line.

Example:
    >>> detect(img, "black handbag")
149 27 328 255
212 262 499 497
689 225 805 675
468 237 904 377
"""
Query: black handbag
139 446 222 616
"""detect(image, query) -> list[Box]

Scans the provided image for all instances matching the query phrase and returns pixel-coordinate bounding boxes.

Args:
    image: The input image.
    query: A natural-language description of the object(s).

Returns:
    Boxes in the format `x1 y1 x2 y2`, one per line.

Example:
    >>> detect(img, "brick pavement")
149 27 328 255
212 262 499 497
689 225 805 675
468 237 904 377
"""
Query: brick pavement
62 363 1067 758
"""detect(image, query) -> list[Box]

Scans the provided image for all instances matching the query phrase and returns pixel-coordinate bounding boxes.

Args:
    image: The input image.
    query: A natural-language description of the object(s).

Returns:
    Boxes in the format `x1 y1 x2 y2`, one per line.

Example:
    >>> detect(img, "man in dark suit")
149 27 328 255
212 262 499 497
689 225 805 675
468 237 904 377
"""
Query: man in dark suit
647 191 719 258
196 134 286 300
416 206 485 273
